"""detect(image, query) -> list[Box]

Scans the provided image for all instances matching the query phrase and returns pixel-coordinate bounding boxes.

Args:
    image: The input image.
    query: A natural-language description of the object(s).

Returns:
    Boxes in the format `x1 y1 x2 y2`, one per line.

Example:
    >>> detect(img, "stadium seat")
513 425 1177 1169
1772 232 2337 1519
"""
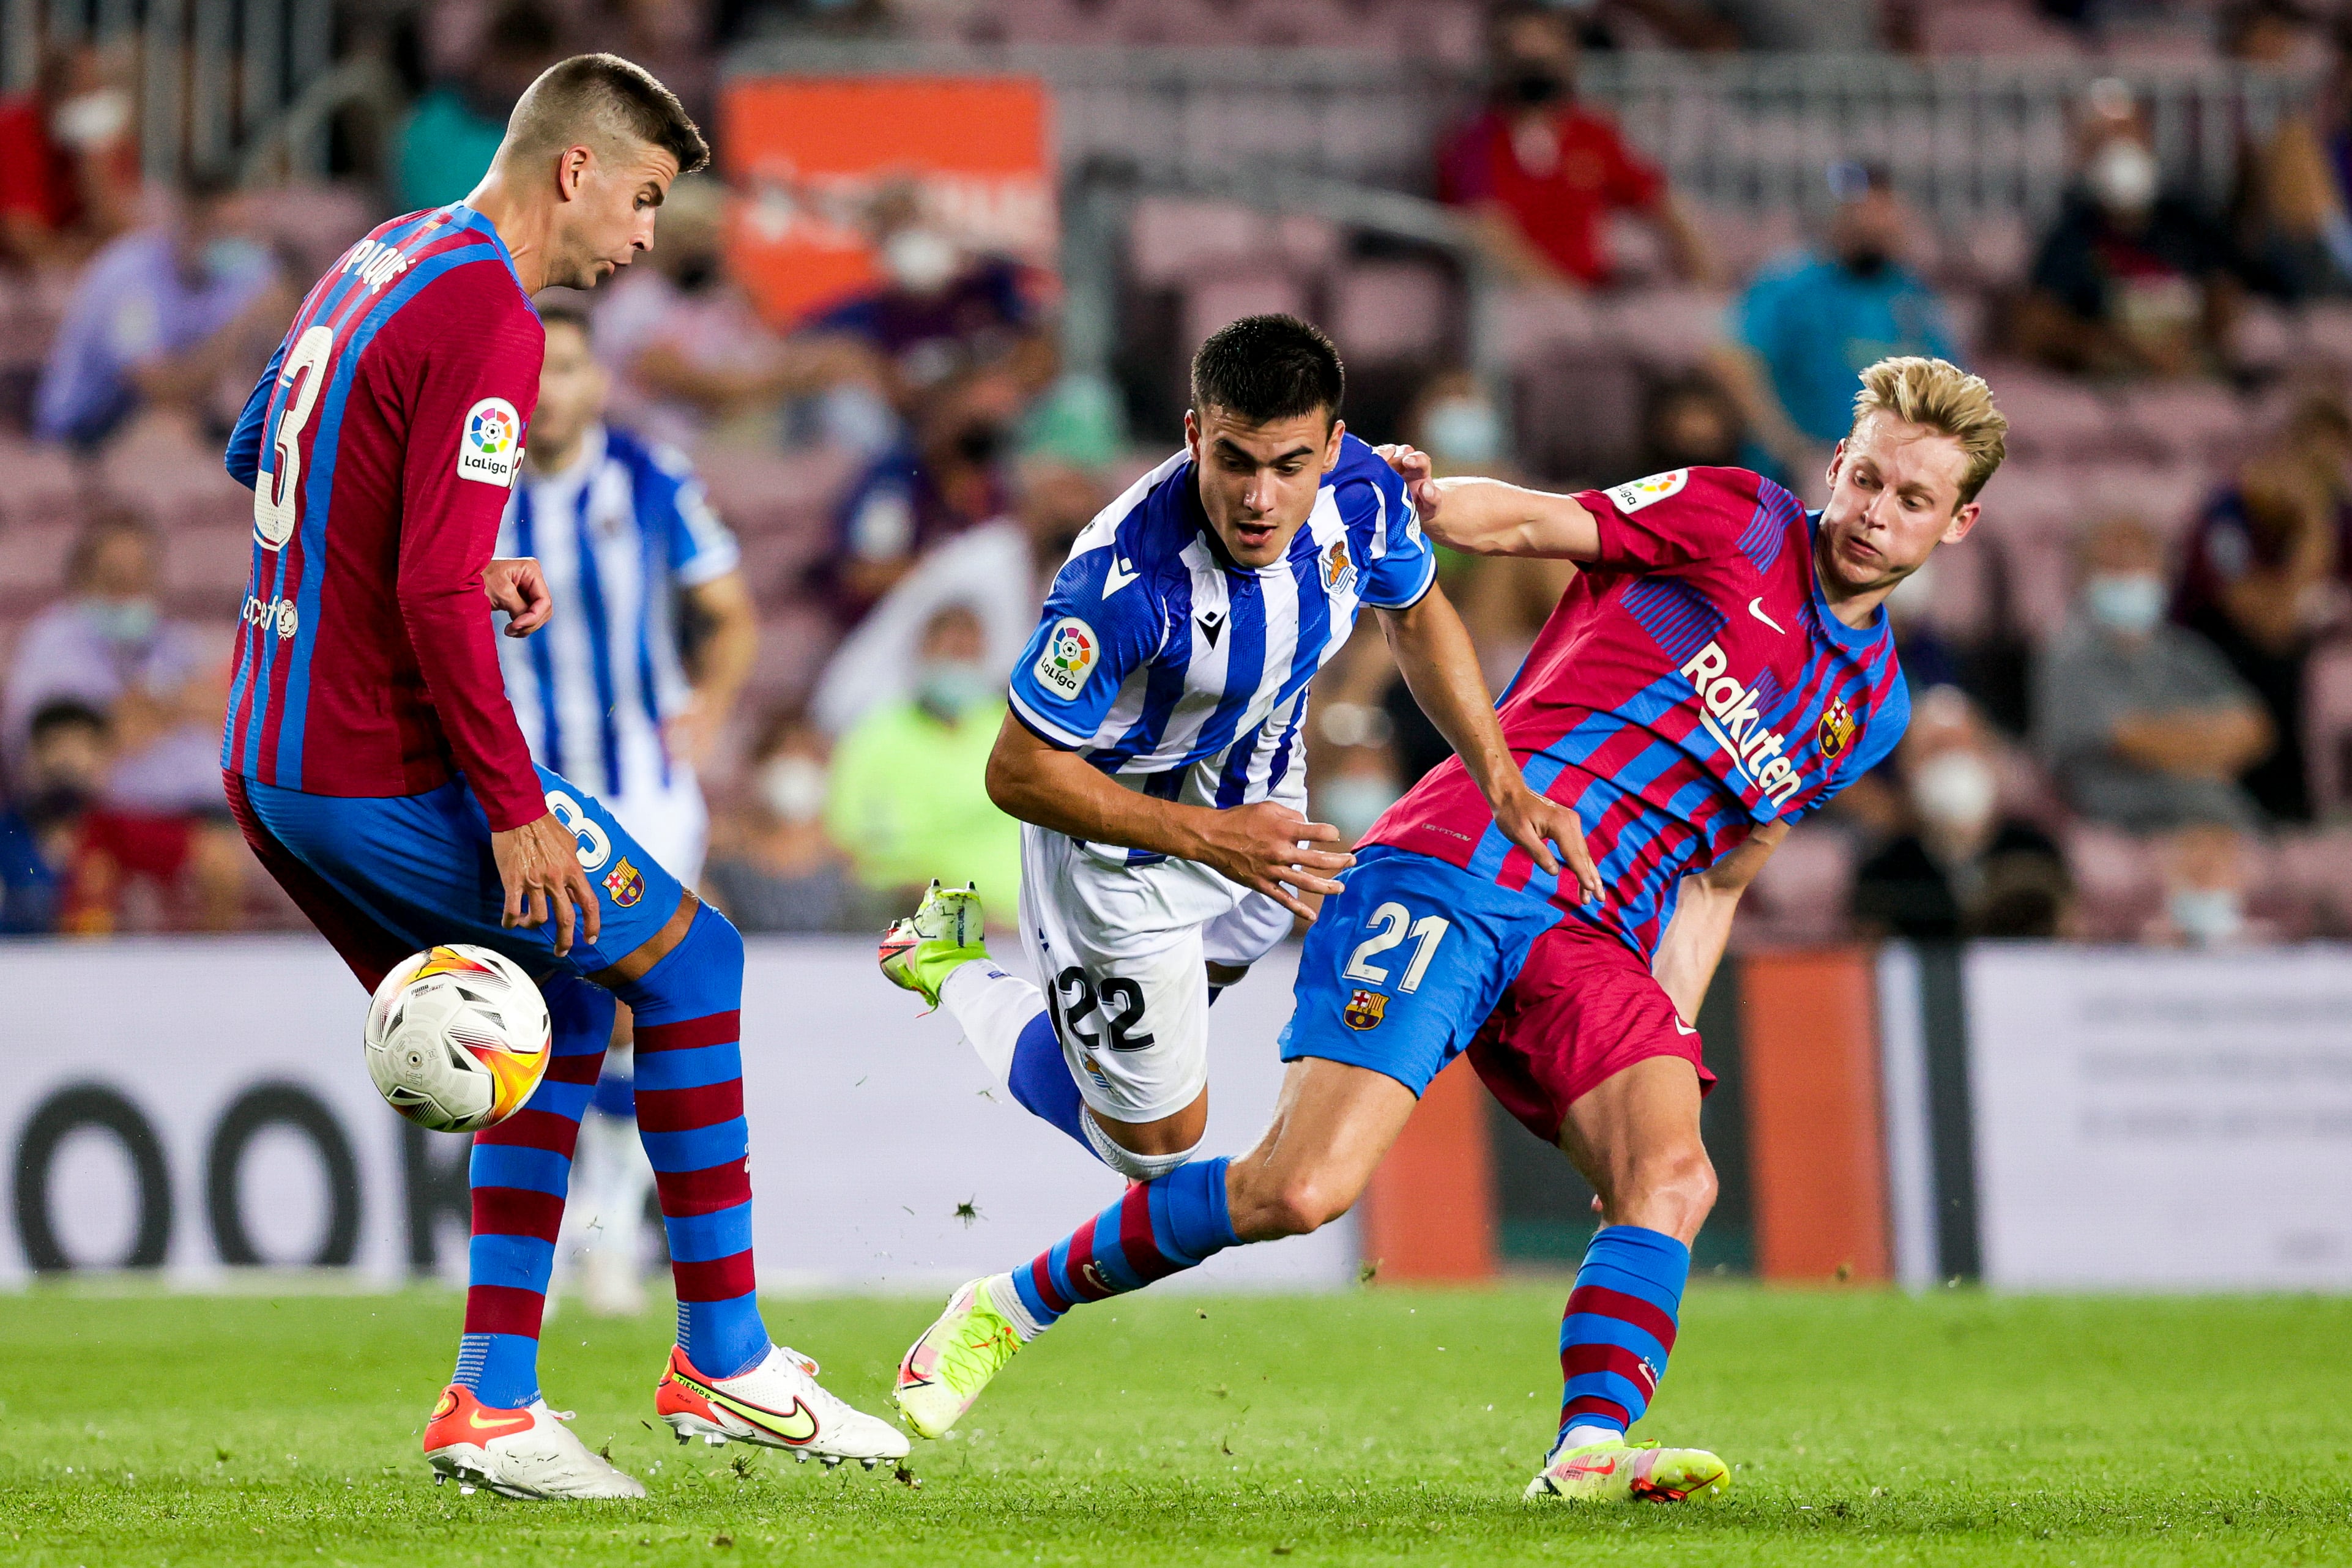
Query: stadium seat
1183 272 1312 354
1128 199 1264 289
2070 462 2211 544
1743 823 1859 947
1327 260 1452 365
1593 288 1730 373
0 439 85 530
745 601 842 715
2302 641 2352 816
2060 823 2166 942
0 521 76 612
163 524 256 615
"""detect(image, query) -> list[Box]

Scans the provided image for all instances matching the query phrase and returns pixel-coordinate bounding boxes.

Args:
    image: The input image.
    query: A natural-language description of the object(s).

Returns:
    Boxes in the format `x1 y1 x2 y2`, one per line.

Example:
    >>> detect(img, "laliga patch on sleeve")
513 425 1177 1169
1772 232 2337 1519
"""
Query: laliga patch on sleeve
1607 468 1689 514
1033 615 1100 702
456 396 523 487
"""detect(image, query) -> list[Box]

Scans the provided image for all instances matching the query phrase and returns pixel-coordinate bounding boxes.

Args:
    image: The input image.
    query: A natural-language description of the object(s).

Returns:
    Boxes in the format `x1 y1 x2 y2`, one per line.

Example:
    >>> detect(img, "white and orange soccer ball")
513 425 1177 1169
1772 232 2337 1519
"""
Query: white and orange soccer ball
363 945 551 1133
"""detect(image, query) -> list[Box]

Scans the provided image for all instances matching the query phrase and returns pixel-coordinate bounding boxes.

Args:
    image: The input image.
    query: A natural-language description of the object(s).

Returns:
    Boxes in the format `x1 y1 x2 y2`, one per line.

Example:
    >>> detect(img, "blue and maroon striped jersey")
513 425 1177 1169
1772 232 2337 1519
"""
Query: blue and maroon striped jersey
221 204 549 831
1364 466 1908 960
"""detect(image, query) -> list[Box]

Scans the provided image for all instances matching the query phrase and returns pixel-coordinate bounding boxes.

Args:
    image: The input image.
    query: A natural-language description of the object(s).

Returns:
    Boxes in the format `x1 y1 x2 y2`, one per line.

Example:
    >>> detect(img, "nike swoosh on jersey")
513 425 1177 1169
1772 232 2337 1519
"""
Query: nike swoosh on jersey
1102 556 1141 596
1747 597 1786 633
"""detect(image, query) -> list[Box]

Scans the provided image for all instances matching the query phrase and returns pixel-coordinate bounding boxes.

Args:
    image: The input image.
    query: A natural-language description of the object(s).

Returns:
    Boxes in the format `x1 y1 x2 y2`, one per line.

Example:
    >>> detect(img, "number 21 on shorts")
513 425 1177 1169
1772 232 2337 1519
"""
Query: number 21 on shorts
1341 901 1450 993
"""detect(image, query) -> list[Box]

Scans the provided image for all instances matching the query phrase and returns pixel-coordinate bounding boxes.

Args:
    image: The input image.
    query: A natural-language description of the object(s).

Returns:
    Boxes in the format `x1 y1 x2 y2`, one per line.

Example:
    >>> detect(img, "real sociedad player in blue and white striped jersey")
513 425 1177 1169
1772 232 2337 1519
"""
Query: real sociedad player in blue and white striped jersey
876 315 1585 1220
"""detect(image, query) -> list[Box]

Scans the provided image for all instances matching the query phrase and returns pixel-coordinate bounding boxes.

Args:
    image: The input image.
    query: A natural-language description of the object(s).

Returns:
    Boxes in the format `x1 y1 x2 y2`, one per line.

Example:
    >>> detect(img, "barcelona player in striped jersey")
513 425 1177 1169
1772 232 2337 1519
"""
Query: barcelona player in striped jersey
219 54 902 1499
885 357 2009 1502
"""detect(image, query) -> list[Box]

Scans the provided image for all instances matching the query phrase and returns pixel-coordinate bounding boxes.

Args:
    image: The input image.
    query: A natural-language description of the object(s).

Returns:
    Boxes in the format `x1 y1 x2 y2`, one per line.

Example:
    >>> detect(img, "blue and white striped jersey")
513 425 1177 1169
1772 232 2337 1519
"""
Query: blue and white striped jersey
494 423 739 801
1008 434 1435 826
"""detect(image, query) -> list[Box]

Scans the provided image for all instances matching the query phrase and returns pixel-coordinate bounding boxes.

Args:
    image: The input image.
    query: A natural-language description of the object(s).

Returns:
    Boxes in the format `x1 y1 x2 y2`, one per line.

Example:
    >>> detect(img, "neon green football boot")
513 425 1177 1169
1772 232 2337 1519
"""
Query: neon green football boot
893 1276 1029 1439
1524 1436 1730 1503
877 880 988 1008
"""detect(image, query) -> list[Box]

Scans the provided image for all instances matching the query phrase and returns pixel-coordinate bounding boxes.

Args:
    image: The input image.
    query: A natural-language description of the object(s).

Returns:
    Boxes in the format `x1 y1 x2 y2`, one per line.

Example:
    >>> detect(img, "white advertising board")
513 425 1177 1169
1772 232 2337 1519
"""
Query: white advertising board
0 937 1352 1293
1965 945 2352 1290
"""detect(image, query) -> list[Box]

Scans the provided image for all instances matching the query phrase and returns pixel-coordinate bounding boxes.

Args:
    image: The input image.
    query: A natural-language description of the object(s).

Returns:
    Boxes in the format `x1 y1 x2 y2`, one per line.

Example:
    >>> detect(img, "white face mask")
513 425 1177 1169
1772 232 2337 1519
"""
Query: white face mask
2084 571 2166 637
2088 140 2158 214
2168 885 2243 946
1910 750 1998 836
52 88 128 149
757 756 829 824
882 227 959 295
1419 395 1505 466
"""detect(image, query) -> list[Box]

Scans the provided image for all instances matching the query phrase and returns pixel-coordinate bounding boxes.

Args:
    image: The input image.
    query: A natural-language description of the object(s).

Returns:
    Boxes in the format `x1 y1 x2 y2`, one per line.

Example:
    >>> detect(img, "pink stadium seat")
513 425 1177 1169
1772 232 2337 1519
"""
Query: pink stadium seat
163 524 256 615
2230 297 2296 376
2060 823 2165 942
695 445 856 551
1128 199 1262 289
1327 261 1451 365
1591 288 1729 373
1919 1 2083 55
0 521 75 611
1492 288 1599 368
2070 462 2210 543
0 439 86 530
2302 641 2352 816
1996 529 2077 647
1944 215 2033 289
249 183 378 277
2117 382 2249 469
1741 824 1857 947
745 601 840 713
2265 828 2352 937
1980 368 2126 462
1184 272 1311 353
2298 303 2352 365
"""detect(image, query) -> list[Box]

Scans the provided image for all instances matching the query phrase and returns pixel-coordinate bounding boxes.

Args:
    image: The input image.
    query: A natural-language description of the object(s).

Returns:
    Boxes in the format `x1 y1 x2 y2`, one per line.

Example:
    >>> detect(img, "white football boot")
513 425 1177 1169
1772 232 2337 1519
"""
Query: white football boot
422 1384 646 1500
655 1343 911 1469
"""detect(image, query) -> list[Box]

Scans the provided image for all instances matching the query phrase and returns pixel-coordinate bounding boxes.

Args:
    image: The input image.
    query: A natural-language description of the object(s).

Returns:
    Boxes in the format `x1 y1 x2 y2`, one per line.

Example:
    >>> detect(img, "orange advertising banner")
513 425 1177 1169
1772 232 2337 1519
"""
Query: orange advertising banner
719 76 1059 328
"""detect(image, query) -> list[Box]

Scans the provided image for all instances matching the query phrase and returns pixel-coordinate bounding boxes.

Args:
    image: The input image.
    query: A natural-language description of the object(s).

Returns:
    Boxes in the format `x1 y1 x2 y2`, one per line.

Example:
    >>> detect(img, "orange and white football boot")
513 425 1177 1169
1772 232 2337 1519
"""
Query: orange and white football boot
421 1384 646 1500
654 1343 910 1469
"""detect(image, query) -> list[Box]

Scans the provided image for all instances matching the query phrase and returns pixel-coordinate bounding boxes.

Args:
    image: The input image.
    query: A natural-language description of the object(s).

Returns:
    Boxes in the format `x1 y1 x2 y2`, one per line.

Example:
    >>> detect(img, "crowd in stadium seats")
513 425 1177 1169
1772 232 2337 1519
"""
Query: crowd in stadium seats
10 0 2352 944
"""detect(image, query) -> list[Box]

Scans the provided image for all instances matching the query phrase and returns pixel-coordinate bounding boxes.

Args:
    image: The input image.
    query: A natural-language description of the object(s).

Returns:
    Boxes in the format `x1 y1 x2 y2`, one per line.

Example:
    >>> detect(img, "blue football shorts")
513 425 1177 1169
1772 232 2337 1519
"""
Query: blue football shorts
1279 844 1565 1097
225 765 685 989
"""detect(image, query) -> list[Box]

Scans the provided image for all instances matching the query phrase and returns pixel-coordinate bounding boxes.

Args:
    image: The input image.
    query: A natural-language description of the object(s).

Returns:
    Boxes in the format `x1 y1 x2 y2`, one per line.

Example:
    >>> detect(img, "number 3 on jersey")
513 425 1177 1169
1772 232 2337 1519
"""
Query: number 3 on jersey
253 324 335 549
1342 901 1450 993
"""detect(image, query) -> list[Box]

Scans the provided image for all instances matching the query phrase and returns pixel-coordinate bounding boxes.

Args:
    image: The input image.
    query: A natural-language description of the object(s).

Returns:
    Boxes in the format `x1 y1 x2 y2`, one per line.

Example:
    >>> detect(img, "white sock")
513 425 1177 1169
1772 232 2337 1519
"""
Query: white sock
1561 1422 1624 1452
986 1271 1050 1341
939 962 1045 1090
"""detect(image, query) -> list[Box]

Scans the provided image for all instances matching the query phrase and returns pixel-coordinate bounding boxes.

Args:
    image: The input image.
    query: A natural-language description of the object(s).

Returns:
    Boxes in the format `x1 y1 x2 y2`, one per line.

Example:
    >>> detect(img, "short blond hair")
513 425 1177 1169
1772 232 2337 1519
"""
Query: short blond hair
1850 356 2008 505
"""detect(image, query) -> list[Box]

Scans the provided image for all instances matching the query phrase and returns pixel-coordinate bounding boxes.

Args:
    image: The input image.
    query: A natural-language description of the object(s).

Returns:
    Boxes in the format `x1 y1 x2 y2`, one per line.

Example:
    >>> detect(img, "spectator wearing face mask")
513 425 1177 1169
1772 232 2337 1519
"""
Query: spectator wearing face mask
1853 686 2069 942
1713 163 1956 486
811 455 1104 737
0 43 136 269
34 168 287 449
2171 395 2352 823
395 1 565 212
798 180 1055 424
823 603 1021 916
593 176 875 451
2034 516 2272 836
701 713 852 933
2015 85 2243 379
0 699 110 934
1435 2 1711 292
815 370 1024 629
4 510 223 811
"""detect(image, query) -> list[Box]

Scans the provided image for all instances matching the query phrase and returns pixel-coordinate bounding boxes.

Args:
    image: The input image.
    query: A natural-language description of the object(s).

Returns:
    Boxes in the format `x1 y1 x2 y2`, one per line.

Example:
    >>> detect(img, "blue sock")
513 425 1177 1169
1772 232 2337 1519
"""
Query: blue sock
454 975 614 1408
1006 1008 1098 1159
1009 1157 1241 1328
1558 1225 1689 1443
613 905 768 1380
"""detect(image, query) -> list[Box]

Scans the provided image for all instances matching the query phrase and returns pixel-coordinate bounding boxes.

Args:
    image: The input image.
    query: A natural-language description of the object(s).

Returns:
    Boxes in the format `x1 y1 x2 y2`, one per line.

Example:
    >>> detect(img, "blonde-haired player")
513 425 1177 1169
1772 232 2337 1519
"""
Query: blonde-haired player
888 357 2006 1502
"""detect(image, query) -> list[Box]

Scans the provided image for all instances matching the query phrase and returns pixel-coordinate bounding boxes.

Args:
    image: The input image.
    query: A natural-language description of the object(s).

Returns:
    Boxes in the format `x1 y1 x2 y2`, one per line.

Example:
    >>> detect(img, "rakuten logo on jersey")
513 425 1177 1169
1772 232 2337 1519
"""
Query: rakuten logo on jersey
341 239 409 294
242 594 300 641
1680 642 1801 806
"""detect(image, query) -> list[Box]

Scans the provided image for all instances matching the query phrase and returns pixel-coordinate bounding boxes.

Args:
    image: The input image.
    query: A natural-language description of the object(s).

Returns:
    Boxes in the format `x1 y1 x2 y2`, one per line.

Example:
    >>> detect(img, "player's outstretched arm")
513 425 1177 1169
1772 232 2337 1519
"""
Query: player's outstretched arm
1375 584 1602 905
984 714 1352 921
1650 819 1789 1022
1374 444 1603 560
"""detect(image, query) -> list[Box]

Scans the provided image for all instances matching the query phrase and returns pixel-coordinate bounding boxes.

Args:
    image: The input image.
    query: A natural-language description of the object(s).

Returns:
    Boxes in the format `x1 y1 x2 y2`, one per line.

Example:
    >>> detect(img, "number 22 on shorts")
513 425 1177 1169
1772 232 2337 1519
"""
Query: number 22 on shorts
1342 901 1450 993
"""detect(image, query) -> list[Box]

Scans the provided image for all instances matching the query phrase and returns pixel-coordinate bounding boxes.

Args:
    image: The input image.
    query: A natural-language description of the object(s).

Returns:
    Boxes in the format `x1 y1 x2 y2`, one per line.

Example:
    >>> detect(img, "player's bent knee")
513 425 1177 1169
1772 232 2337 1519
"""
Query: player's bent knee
1256 1176 1356 1239
1618 1144 1716 1235
1081 1117 1200 1182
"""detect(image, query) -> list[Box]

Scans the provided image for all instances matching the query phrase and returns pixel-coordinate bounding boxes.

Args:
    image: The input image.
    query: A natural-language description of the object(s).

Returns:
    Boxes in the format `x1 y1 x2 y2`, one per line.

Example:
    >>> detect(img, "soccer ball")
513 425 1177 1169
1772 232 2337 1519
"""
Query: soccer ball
364 945 551 1133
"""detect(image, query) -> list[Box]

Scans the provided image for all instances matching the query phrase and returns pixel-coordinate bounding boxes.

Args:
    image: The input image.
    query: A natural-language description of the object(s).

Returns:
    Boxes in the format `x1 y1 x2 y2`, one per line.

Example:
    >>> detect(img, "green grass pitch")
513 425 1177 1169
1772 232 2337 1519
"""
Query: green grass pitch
0 1284 2346 1566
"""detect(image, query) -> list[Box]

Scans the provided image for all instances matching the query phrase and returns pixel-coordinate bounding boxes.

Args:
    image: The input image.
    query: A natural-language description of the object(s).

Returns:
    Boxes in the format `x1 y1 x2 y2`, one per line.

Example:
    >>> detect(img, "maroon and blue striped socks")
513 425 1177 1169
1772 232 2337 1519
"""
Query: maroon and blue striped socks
1557 1225 1689 1446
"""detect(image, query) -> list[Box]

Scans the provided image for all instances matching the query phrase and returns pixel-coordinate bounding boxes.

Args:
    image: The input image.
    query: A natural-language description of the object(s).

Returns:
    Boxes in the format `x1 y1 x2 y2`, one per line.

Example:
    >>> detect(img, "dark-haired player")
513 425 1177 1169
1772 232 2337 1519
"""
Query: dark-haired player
882 356 2007 1502
220 54 903 1498
877 314 1589 1437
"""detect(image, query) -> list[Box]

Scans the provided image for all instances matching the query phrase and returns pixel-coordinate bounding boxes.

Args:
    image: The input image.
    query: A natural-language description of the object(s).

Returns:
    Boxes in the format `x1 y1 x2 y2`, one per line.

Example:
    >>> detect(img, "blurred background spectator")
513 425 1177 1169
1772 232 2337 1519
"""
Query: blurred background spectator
0 43 136 269
395 1 565 213
0 698 107 933
1714 162 1956 485
702 710 853 932
1853 685 2070 941
1437 2 1711 292
34 169 286 449
2014 87 2243 379
824 601 1021 919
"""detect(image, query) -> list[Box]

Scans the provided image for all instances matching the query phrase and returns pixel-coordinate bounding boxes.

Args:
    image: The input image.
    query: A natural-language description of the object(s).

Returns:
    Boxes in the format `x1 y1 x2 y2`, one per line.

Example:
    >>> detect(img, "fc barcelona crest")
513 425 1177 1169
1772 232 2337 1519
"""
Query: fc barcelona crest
1817 698 1857 760
1343 988 1387 1031
601 856 645 908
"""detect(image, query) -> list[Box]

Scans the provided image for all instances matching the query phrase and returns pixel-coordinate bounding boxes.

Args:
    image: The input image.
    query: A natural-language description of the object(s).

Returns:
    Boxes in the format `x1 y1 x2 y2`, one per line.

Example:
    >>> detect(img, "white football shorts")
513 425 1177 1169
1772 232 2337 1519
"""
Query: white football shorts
1017 822 1294 1124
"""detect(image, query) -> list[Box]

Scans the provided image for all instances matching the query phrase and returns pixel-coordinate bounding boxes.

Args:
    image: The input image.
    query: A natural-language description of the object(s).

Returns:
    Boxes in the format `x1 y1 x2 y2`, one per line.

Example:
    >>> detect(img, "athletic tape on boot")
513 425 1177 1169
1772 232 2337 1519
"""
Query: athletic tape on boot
1081 1111 1197 1182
